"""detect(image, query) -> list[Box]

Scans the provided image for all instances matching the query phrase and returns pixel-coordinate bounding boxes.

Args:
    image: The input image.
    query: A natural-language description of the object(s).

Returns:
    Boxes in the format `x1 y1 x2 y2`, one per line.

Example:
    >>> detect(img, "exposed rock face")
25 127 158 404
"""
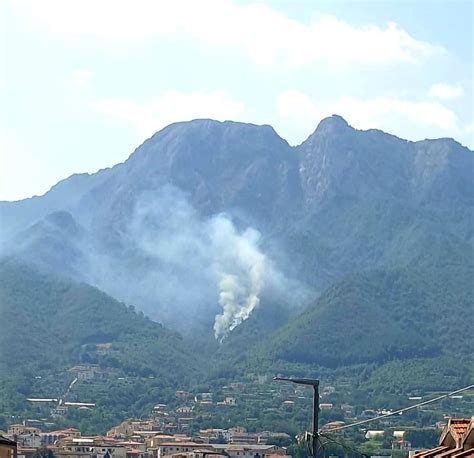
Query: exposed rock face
1 116 472 333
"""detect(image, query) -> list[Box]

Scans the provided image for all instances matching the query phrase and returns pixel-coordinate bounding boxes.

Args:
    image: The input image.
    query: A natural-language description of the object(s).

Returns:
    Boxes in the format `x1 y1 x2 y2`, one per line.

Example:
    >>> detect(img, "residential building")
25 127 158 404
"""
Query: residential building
41 428 81 445
412 417 474 458
154 442 286 458
7 427 40 438
319 403 333 410
68 365 99 380
55 437 127 458
365 430 385 440
0 436 16 458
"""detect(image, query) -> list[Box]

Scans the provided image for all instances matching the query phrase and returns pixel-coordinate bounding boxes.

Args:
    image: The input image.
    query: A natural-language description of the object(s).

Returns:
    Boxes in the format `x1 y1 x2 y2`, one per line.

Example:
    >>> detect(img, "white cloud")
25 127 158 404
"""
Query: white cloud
69 69 93 90
90 90 245 138
11 0 442 66
277 90 460 143
276 91 324 134
277 90 321 120
0 128 47 201
331 96 458 131
429 83 464 100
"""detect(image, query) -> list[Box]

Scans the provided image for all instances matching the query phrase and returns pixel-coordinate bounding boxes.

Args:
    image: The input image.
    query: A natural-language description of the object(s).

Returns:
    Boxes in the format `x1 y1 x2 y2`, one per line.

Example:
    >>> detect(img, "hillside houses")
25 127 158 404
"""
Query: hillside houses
150 442 287 457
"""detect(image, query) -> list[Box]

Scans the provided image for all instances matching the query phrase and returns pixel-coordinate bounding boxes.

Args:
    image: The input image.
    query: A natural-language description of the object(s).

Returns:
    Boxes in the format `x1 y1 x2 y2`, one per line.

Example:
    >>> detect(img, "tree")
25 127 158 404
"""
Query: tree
31 447 55 458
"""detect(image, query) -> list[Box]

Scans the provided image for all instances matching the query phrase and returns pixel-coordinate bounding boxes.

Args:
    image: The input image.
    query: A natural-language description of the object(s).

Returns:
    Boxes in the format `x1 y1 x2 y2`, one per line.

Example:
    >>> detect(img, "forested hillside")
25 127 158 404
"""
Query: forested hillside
0 117 472 432
1 117 472 335
261 267 472 366
0 261 203 422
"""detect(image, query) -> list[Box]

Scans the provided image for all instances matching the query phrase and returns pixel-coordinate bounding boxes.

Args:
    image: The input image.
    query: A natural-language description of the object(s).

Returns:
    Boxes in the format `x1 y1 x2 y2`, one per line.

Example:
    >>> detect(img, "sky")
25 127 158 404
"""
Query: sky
0 0 472 201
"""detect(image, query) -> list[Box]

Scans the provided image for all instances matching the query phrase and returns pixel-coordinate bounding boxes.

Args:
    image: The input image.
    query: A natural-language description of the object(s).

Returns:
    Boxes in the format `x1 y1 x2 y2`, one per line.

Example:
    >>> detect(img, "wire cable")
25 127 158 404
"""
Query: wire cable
320 383 474 433
319 432 370 457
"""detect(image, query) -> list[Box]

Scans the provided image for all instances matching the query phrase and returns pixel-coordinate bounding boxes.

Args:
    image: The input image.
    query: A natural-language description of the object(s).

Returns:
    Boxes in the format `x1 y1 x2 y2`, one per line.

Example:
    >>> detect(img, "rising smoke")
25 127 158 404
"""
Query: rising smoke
124 186 276 340
5 184 310 340
209 221 266 340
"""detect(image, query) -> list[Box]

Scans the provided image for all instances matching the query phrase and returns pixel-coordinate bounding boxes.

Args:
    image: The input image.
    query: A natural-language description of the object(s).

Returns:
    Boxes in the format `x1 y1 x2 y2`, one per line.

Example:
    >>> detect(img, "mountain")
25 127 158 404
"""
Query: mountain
0 260 202 418
285 116 473 286
0 116 472 337
260 267 473 368
1 116 473 434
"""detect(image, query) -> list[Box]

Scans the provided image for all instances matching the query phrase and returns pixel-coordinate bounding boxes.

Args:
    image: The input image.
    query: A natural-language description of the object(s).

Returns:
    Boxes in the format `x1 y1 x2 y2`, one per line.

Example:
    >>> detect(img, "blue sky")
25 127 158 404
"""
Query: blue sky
0 0 472 201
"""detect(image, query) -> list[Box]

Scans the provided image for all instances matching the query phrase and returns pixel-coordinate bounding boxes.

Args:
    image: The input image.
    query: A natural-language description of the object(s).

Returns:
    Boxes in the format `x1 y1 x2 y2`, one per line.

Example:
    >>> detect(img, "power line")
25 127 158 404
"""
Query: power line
319 432 370 457
321 384 474 433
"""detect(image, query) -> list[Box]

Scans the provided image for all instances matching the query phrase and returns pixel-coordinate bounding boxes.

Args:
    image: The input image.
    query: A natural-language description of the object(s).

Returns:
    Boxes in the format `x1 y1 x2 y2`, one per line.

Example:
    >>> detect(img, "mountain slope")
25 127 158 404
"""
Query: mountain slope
260 266 473 368
0 116 472 336
0 260 203 415
286 117 473 284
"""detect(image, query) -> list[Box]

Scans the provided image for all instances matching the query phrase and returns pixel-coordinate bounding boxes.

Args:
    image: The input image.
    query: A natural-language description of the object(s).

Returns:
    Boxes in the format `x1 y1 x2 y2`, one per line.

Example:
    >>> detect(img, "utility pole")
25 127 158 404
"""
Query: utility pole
274 377 320 458
312 382 319 458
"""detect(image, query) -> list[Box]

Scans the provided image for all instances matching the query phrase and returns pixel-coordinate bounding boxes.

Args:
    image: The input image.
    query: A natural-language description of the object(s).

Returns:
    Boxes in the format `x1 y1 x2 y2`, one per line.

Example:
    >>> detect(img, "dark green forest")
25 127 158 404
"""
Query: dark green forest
1 259 472 435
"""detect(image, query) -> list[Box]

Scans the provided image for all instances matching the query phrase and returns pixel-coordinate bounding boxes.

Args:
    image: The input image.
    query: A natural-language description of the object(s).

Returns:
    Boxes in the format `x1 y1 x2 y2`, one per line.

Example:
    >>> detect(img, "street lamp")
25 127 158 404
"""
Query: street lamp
274 377 320 458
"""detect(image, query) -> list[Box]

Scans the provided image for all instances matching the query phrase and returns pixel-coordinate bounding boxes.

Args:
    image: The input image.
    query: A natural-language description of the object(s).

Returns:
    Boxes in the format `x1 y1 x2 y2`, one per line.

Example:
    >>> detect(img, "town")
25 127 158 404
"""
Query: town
1 412 474 458
1 364 473 458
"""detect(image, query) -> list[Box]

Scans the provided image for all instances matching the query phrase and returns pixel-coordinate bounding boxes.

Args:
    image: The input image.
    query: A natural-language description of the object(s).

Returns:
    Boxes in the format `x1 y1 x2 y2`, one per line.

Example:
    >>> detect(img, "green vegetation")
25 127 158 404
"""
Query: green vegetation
259 267 473 368
0 260 203 430
31 447 55 458
0 259 472 436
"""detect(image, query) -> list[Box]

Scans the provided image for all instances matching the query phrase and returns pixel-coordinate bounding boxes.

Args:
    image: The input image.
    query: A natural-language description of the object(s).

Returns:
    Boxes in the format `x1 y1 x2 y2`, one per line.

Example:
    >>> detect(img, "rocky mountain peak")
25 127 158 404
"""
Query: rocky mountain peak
314 114 351 135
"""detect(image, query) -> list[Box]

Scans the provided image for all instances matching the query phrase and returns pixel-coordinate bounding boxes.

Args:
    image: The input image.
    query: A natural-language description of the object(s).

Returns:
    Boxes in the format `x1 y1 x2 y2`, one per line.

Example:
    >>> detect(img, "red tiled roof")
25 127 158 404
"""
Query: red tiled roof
413 446 450 457
451 420 471 441
436 447 462 458
414 418 474 458
452 449 474 458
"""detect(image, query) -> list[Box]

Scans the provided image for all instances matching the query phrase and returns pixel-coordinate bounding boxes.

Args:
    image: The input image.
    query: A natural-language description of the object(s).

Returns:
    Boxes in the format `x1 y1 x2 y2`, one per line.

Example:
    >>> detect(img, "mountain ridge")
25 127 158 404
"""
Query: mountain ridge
1 115 471 207
0 115 472 334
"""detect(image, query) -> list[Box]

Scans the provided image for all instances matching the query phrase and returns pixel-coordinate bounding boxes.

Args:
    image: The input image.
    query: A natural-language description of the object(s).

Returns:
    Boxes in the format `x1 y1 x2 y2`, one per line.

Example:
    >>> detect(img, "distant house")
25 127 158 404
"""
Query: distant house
176 406 193 415
177 418 193 432
198 429 230 443
322 385 336 395
341 404 355 416
360 409 377 418
55 437 126 458
7 427 39 438
155 442 286 457
321 421 345 432
412 417 474 458
41 428 81 445
63 402 95 409
12 434 41 449
365 430 385 440
319 403 333 410
212 443 287 457
392 439 411 450
50 406 68 418
391 431 411 450
257 432 291 445
107 419 160 439
26 399 58 405
224 397 236 406
68 365 99 380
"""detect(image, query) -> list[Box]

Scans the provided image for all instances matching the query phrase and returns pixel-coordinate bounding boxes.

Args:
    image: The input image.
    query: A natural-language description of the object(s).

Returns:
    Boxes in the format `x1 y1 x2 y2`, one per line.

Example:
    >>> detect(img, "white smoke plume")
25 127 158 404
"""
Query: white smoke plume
210 222 266 340
130 187 274 339
80 185 310 339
